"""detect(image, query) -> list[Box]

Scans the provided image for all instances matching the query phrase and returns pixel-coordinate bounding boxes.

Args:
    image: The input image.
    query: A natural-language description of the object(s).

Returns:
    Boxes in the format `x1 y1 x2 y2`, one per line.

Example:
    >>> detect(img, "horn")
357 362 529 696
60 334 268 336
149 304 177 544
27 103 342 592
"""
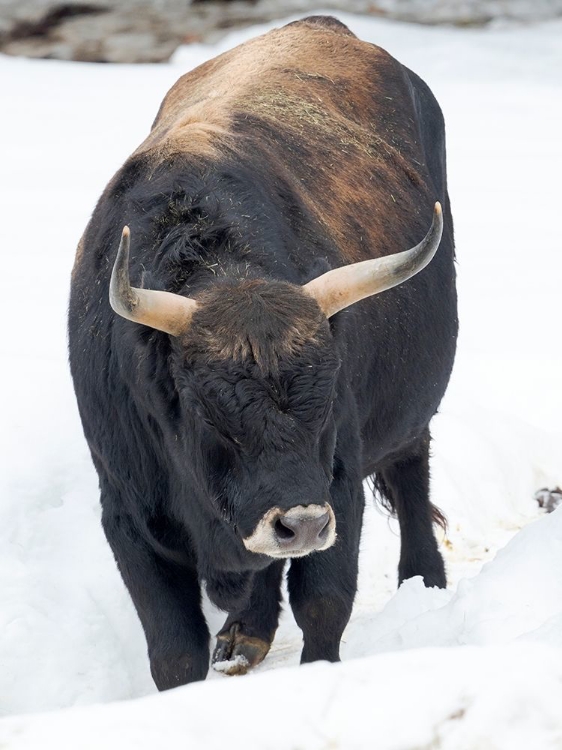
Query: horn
109 226 198 336
304 202 444 318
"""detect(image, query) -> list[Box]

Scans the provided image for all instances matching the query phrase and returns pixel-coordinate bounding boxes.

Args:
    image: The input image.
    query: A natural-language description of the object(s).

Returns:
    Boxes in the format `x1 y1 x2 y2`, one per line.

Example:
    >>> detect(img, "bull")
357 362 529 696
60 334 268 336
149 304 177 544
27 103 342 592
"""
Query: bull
69 15 457 690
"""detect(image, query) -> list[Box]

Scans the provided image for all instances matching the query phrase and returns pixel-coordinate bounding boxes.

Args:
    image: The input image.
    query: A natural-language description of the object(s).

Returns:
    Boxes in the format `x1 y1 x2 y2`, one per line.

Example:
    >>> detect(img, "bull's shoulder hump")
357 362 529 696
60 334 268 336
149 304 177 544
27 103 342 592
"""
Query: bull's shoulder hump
135 21 400 152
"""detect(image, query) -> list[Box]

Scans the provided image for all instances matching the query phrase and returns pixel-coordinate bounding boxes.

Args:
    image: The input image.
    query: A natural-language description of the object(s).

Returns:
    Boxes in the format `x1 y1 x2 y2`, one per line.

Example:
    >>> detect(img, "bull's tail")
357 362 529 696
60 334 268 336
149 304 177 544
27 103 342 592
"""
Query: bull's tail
369 472 447 533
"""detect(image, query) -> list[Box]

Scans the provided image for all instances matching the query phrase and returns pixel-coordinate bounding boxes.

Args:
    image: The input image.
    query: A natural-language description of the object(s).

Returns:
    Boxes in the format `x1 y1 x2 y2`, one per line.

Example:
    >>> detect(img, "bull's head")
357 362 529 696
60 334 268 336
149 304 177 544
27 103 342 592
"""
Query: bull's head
109 203 443 558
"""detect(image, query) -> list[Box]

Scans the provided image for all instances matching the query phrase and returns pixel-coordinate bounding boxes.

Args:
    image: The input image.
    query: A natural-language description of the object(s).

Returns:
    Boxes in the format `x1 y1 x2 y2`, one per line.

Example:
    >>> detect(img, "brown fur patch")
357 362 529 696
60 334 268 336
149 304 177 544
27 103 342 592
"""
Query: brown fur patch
129 20 433 264
184 279 326 372
139 22 373 159
286 15 356 35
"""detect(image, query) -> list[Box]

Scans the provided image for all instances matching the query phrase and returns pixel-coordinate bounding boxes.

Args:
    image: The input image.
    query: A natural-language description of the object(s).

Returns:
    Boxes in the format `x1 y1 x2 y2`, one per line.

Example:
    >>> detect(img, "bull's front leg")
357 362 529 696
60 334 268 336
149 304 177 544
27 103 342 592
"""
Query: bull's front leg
287 460 364 664
102 506 210 690
211 561 285 675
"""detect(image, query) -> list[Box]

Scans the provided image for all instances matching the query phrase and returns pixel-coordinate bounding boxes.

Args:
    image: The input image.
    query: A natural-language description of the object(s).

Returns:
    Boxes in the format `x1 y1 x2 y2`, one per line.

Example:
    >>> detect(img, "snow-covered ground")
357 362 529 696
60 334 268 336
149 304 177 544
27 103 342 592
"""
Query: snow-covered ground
1 11 561 749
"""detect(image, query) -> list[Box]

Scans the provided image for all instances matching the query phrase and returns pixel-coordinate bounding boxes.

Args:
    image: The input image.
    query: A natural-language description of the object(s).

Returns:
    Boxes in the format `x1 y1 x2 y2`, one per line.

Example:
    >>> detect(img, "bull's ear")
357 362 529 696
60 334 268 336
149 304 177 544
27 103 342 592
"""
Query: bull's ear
303 202 443 318
110 226 199 336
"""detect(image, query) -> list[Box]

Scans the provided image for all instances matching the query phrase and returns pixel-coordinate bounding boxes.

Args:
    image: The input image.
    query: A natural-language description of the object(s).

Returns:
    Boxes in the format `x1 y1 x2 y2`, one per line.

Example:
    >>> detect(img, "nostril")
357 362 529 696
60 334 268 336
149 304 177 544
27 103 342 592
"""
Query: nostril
273 510 332 548
317 513 331 540
274 518 296 541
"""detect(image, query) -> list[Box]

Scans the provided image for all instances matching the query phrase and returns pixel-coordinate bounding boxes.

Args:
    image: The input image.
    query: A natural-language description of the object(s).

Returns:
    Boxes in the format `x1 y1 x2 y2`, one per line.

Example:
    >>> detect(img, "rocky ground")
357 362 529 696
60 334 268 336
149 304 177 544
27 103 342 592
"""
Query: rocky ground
1 0 561 63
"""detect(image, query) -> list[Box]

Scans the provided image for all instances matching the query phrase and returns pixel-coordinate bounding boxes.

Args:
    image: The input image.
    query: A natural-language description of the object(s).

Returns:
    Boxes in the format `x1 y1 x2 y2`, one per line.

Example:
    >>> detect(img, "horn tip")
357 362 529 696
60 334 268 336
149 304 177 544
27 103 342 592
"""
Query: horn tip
434 202 442 216
122 225 130 237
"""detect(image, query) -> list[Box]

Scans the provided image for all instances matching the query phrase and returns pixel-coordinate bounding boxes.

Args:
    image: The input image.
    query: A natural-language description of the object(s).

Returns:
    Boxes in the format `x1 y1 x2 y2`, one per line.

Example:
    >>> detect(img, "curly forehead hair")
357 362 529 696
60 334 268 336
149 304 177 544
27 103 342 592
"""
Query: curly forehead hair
184 278 329 374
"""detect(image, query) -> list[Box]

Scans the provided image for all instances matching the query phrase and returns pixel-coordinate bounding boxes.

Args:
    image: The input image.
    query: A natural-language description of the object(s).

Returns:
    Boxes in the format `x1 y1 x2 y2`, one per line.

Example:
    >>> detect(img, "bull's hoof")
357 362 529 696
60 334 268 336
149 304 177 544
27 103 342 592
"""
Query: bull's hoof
212 623 271 676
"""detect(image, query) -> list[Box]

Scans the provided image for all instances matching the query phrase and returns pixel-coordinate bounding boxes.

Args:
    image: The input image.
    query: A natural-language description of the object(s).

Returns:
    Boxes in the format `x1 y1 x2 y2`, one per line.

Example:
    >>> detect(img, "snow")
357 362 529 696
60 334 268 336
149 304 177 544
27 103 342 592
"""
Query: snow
2 642 562 750
1 10 562 748
212 654 250 674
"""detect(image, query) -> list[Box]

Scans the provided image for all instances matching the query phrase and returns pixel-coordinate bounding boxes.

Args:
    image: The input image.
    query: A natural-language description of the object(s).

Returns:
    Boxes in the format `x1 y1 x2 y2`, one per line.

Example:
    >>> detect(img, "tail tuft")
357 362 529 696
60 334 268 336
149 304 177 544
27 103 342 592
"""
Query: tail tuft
369 472 447 533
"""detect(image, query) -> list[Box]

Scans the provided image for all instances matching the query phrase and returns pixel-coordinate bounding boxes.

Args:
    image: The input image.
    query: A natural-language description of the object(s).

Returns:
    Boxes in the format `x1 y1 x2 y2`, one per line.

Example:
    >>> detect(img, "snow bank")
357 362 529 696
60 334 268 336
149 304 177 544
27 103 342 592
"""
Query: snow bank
1 9 562 748
2 646 562 750
2 509 562 749
348 507 562 658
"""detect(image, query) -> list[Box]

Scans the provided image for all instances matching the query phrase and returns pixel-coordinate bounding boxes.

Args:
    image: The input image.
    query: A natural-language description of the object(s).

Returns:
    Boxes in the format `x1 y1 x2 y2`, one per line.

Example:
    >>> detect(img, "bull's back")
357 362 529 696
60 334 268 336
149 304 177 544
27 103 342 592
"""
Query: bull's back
135 18 437 267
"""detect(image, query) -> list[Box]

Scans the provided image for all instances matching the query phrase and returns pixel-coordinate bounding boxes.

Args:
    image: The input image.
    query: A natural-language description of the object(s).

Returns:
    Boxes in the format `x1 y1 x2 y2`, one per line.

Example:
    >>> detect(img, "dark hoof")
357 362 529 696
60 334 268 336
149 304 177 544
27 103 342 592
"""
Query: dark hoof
399 551 447 589
212 623 271 676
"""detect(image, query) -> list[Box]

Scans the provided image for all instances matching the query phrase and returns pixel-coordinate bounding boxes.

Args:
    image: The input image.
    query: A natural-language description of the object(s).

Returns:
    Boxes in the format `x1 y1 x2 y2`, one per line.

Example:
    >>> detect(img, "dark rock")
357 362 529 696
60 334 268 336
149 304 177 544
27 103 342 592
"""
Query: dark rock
535 487 562 514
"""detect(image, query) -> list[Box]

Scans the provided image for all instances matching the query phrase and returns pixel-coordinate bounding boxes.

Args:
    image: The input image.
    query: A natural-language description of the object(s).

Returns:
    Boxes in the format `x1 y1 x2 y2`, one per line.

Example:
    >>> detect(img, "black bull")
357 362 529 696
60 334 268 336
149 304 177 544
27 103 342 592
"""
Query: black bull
69 16 457 689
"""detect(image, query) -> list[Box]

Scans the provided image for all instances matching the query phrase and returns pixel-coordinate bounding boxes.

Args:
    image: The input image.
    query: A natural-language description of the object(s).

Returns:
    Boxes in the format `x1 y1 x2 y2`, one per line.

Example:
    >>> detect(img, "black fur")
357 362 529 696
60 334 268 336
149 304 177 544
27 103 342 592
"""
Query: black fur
69 17 457 690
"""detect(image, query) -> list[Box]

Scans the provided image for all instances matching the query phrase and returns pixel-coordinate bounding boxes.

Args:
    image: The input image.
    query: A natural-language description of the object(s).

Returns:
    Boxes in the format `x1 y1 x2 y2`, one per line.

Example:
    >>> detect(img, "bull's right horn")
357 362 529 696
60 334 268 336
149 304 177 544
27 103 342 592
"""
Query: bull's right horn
304 202 444 318
109 226 198 336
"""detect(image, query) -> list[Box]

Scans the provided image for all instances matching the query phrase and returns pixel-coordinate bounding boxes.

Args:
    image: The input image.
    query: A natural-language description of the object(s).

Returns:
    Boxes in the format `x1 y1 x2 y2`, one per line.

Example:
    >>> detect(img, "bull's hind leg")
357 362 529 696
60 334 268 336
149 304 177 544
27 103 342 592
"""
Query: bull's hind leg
377 429 446 588
212 561 284 675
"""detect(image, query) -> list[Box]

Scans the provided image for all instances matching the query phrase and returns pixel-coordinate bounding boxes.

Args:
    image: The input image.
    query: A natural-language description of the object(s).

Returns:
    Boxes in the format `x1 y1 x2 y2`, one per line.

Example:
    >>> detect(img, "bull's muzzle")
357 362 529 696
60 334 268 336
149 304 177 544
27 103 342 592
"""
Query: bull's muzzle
242 504 336 558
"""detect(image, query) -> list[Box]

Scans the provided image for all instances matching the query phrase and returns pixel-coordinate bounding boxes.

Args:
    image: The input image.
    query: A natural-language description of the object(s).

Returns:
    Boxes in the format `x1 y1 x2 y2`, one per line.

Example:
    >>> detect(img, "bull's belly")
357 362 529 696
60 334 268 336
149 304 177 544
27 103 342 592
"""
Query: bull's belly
357 355 455 476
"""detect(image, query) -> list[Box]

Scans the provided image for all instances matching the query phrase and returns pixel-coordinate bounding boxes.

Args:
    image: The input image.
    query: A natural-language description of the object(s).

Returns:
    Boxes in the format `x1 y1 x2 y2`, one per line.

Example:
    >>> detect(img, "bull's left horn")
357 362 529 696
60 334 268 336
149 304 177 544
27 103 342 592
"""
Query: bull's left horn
304 202 444 318
110 226 198 336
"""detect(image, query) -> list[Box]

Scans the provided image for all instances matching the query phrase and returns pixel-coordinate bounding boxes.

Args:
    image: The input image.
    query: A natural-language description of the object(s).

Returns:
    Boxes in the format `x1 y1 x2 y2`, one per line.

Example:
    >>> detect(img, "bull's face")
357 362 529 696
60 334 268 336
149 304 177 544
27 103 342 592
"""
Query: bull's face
108 206 443 557
174 279 340 558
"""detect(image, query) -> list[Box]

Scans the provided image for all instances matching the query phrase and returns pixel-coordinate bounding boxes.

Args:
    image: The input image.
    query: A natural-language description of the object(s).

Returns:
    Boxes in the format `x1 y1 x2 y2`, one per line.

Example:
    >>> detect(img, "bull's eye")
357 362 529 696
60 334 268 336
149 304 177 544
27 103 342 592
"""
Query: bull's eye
198 408 239 450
